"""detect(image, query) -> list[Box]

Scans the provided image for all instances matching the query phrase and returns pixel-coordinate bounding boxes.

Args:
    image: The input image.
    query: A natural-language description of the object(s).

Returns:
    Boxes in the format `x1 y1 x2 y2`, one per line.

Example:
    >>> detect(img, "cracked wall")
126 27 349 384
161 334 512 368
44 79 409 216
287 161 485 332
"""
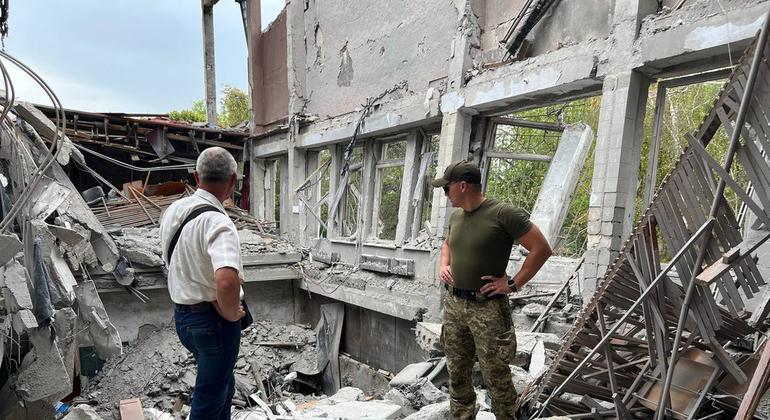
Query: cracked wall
301 0 458 119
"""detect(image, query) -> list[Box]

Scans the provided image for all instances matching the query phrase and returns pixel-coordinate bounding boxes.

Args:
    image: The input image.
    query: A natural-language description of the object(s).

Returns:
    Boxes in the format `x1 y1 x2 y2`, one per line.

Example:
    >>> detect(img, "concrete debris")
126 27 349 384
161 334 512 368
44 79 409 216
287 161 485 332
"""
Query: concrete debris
74 280 122 359
112 228 165 267
389 362 433 387
15 326 71 401
509 365 534 395
61 404 105 420
12 309 37 333
521 302 547 317
528 339 547 379
414 322 442 354
2 259 33 311
53 308 78 393
0 232 22 266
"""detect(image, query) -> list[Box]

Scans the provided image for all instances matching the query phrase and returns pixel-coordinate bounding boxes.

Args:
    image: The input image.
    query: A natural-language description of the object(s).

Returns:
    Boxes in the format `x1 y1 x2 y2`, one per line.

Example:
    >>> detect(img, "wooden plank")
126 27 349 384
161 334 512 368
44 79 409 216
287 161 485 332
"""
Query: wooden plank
735 341 770 420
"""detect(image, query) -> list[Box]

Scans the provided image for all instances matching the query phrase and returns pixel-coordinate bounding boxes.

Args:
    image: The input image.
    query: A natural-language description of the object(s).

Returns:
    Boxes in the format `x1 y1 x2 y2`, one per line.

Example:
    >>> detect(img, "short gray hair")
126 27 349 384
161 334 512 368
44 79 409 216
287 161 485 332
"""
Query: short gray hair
196 147 237 183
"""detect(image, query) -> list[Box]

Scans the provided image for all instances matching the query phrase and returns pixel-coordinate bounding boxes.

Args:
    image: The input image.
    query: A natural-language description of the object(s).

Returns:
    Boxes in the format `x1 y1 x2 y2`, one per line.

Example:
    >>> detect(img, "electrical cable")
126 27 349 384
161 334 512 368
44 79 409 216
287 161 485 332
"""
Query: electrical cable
0 50 67 232
73 142 195 172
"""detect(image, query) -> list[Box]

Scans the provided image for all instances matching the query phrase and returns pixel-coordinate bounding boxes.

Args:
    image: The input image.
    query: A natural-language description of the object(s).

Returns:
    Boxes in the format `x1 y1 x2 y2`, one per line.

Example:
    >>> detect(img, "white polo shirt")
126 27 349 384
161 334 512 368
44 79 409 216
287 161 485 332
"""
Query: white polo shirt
159 189 244 305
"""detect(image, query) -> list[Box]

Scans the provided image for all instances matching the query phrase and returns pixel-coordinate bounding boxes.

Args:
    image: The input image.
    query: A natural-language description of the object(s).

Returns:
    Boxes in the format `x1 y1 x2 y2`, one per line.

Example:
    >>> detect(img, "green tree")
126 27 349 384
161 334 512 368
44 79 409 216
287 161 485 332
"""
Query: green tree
219 85 250 128
168 99 206 123
167 86 250 128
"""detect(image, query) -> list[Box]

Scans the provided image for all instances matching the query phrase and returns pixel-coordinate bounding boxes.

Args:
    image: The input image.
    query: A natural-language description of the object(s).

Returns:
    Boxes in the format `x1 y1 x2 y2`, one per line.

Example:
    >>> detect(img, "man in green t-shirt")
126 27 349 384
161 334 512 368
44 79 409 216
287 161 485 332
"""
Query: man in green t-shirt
431 160 552 420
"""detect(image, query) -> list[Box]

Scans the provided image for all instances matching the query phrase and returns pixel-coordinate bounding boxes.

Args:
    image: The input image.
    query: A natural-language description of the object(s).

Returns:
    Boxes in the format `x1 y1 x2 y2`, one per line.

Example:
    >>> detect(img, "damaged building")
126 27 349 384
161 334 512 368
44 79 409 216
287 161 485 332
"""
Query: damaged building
5 0 770 419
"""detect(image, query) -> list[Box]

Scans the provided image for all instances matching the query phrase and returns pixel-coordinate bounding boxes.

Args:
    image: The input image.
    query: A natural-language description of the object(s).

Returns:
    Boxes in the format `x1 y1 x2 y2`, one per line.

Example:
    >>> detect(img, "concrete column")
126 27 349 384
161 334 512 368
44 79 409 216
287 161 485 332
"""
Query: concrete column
303 151 321 239
395 132 421 245
287 146 307 243
249 154 267 219
202 0 219 127
360 141 380 241
246 0 264 132
327 144 342 238
278 155 291 235
583 71 650 300
530 123 594 248
265 160 276 222
430 111 473 237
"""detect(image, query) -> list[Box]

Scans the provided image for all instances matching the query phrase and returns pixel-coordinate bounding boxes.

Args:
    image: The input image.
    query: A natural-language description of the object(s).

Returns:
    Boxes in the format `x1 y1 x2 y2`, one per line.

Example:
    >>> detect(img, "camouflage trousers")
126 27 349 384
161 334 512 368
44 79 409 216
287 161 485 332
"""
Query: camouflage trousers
443 292 518 420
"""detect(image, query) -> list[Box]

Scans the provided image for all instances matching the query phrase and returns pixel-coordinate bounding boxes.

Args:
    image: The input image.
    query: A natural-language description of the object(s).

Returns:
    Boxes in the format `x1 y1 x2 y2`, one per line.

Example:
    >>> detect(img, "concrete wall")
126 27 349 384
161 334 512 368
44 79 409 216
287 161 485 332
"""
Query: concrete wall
295 292 428 373
478 0 615 61
260 9 289 125
101 280 294 343
301 0 457 119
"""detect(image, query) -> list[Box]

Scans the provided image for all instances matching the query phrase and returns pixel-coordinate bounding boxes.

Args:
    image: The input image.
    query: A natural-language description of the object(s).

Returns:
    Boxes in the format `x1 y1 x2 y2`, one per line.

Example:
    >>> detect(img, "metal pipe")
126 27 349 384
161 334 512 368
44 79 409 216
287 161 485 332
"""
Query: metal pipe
655 11 770 417
535 217 716 416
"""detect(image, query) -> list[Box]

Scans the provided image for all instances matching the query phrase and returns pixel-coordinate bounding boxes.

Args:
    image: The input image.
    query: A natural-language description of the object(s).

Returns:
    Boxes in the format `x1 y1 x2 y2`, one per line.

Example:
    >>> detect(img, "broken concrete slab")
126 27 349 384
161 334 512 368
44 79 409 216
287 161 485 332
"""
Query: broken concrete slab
529 123 594 248
12 309 37 333
47 223 88 247
389 362 434 387
2 259 32 311
49 247 77 305
509 365 534 395
0 233 22 266
14 102 85 167
303 400 403 418
29 177 71 221
389 258 415 277
15 326 71 401
402 401 450 420
322 386 364 404
522 302 547 317
513 332 560 366
385 388 417 416
74 280 122 359
415 322 442 353
53 308 78 391
528 340 547 379
360 254 390 273
62 404 105 420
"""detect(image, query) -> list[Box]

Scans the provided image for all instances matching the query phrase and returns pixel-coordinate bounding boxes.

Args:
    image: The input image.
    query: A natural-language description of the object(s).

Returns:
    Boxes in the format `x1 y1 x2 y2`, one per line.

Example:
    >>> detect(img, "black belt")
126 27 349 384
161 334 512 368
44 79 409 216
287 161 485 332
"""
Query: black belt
446 286 504 302
174 302 214 313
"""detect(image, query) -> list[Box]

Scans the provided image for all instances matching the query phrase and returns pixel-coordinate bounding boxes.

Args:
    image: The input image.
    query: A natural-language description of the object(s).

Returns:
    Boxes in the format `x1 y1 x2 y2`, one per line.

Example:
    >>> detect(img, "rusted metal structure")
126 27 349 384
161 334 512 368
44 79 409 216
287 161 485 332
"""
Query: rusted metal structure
531 13 770 419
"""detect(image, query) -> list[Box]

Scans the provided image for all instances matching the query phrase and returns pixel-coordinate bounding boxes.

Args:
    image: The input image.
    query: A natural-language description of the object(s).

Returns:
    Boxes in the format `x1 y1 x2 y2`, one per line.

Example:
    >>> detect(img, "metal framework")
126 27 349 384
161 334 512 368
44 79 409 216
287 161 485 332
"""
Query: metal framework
531 13 770 419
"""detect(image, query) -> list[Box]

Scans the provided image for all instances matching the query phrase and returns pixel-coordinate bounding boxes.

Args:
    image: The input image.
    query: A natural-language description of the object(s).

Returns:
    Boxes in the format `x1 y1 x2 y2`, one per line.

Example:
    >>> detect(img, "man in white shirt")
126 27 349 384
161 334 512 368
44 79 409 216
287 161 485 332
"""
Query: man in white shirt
160 146 245 420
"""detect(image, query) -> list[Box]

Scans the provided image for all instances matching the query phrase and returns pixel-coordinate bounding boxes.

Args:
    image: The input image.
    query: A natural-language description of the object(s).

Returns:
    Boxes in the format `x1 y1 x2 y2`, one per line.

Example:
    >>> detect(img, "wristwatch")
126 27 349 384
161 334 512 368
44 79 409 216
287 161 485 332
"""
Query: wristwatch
507 273 518 293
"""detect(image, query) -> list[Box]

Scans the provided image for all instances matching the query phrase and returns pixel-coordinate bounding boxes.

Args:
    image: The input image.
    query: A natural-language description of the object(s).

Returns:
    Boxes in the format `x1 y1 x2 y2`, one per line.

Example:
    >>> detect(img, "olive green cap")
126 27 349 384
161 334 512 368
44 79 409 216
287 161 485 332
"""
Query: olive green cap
430 160 481 187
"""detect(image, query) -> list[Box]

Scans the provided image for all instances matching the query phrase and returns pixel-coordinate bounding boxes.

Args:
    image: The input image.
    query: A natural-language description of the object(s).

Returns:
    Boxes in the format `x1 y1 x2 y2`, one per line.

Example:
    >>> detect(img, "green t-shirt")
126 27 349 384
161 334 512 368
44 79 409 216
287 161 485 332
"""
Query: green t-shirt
447 198 532 291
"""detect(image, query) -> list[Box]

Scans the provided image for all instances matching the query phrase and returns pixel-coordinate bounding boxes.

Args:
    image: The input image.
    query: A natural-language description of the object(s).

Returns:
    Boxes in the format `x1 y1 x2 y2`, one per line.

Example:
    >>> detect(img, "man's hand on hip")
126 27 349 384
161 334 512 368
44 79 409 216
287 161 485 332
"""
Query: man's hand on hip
480 274 512 297
439 265 454 285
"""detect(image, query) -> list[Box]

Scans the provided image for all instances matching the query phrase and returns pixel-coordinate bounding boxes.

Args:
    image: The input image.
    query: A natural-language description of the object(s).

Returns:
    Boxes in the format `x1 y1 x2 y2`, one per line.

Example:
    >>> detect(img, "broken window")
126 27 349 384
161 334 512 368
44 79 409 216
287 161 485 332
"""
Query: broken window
338 146 363 239
416 133 440 235
482 98 600 257
372 140 406 241
483 120 560 212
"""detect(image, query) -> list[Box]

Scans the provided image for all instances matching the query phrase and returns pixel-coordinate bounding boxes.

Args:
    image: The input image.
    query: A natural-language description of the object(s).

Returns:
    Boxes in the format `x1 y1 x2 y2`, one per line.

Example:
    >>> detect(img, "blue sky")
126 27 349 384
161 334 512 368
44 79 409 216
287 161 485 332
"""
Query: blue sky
5 1 284 114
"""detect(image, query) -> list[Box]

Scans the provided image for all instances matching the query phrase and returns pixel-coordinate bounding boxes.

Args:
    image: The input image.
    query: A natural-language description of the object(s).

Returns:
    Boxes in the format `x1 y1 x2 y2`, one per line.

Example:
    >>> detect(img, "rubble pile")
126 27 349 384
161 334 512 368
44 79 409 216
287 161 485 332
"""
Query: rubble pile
0 104 125 419
83 321 319 419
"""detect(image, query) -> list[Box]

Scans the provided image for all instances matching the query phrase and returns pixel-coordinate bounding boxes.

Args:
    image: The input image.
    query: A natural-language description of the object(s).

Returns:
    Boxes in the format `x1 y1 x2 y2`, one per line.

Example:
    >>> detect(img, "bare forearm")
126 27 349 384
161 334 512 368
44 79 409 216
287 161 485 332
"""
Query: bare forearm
440 240 451 268
215 268 241 321
511 247 552 290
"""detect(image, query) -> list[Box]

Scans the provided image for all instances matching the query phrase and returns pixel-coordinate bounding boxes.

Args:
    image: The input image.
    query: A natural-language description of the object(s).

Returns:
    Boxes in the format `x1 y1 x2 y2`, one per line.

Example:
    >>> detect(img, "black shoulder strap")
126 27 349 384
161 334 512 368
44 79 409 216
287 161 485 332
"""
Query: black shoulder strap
167 205 223 263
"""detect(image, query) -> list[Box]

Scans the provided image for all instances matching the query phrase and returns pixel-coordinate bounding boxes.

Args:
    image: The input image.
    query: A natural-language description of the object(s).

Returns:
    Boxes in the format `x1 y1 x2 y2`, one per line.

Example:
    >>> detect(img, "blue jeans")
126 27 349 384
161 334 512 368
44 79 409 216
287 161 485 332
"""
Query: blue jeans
175 303 241 420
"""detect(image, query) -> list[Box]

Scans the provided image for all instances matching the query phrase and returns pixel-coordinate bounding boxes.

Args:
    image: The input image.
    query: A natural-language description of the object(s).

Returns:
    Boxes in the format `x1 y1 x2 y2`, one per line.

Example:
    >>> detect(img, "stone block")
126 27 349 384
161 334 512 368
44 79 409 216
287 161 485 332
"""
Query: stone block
390 362 433 387
360 254 390 274
389 258 415 277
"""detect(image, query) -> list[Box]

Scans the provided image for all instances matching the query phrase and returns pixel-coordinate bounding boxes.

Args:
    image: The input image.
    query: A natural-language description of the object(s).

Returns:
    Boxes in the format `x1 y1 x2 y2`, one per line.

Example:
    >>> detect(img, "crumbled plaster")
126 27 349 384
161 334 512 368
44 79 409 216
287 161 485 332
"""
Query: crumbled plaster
337 41 354 87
